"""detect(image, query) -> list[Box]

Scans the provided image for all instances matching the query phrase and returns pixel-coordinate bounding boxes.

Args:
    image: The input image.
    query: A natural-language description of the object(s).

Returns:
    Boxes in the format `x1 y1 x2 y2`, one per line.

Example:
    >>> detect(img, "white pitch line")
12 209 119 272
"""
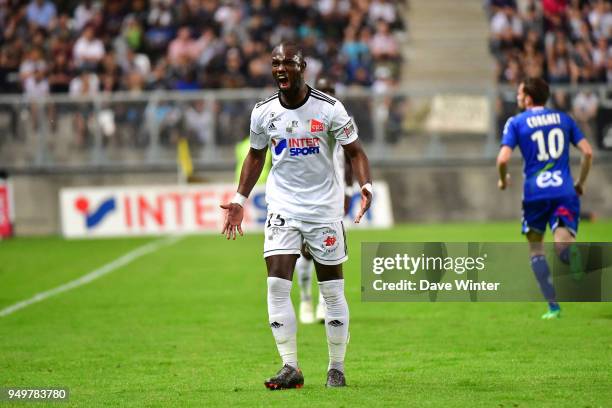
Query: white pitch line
0 235 183 318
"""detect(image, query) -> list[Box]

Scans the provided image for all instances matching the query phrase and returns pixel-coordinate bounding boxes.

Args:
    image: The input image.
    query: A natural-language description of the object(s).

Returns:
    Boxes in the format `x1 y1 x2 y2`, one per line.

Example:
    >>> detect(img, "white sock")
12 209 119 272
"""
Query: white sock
319 279 349 373
295 256 314 301
267 277 298 368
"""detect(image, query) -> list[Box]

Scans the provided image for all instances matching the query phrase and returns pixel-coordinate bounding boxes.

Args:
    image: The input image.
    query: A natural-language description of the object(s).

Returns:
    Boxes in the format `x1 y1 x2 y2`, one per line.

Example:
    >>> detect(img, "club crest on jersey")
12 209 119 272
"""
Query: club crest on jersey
286 120 299 133
310 119 325 132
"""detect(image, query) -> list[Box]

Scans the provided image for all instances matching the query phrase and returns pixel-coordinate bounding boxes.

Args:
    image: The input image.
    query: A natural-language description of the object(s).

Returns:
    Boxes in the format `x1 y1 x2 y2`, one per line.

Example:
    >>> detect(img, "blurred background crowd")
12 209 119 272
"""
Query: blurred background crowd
489 0 611 85
488 0 611 138
0 0 407 98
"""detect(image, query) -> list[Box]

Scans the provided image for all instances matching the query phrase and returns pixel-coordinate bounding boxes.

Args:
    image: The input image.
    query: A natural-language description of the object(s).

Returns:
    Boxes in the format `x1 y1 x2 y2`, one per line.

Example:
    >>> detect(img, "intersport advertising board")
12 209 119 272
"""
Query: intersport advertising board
60 183 393 238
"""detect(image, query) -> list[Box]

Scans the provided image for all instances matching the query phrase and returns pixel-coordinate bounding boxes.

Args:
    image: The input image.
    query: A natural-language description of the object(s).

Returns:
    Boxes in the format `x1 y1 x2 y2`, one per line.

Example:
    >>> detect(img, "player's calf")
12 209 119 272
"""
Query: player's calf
267 277 298 369
319 279 349 375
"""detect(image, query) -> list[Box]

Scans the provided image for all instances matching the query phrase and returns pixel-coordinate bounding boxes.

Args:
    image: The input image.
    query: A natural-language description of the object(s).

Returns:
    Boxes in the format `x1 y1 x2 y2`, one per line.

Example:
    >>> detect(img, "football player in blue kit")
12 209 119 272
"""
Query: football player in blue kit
496 77 593 319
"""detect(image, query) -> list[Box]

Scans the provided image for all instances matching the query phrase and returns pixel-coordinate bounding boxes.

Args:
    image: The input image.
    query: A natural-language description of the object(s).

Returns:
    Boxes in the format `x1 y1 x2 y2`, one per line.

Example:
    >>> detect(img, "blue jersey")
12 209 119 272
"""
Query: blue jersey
501 107 584 202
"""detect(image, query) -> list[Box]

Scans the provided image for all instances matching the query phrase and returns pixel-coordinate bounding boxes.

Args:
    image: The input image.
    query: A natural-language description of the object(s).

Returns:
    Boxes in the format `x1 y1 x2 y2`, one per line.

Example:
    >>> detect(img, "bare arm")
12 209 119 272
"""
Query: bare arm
343 152 354 188
496 145 512 190
237 147 267 197
342 139 372 223
574 138 593 195
221 147 267 239
343 151 354 214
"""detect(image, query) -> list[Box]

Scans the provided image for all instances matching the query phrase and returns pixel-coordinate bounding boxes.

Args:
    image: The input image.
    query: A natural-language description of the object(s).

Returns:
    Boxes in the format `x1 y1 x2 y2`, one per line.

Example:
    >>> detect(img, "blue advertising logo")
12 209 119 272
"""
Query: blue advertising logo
74 196 116 229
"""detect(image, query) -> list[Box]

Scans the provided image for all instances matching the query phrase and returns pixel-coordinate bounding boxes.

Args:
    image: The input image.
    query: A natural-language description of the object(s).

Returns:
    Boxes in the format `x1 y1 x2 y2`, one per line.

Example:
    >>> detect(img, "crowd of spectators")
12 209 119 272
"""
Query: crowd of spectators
488 0 611 141
0 0 407 99
488 0 611 85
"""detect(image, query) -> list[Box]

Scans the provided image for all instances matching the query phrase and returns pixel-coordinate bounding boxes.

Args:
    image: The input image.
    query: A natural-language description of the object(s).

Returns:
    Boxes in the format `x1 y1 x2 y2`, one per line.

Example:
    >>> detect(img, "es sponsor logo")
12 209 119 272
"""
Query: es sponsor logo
536 170 563 188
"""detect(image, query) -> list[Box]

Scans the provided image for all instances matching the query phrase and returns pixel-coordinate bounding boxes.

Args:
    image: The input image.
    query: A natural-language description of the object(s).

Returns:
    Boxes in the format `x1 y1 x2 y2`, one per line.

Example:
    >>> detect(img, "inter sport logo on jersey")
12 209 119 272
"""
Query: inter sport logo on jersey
74 196 116 229
272 138 321 156
272 138 287 155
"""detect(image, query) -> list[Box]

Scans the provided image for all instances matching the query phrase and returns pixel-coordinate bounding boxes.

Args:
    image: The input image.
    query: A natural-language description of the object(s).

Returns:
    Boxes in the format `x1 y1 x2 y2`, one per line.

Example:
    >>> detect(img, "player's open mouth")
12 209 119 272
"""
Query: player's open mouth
277 76 290 88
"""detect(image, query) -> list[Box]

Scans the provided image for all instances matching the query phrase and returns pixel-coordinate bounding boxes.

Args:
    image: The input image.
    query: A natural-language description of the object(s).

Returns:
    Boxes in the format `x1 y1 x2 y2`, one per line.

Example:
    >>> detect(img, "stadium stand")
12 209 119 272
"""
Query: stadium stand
0 0 410 159
487 0 611 85
0 0 407 94
487 0 611 141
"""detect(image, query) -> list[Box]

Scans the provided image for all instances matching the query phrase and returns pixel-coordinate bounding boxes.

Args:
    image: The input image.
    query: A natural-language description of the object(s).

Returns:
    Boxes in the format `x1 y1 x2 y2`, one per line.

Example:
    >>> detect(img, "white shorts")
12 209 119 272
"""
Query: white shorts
263 213 348 265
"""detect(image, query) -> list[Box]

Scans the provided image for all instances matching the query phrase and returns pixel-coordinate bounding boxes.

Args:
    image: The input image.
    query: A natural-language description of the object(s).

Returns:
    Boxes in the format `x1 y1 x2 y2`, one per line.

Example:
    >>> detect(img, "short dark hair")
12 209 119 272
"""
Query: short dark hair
272 42 304 64
522 77 550 105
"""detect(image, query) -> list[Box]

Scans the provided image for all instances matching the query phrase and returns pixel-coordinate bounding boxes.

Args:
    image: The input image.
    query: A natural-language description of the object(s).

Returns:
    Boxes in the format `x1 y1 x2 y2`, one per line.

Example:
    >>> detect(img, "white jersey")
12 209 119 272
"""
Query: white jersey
250 86 358 223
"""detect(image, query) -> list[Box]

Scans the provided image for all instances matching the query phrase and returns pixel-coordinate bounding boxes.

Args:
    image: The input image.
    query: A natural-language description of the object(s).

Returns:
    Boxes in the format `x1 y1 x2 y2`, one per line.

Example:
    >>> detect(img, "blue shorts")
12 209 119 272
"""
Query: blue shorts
521 195 580 236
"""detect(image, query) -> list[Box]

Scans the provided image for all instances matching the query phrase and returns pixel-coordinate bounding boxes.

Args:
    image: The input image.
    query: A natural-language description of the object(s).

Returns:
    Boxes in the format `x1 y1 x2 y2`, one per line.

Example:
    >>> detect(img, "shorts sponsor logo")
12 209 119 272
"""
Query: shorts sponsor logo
555 206 574 222
321 229 339 253
324 236 337 247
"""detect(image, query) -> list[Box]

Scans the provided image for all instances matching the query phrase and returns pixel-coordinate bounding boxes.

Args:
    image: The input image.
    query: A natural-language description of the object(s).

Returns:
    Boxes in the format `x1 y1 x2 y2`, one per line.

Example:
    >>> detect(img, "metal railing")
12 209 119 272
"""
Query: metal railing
1 84 610 173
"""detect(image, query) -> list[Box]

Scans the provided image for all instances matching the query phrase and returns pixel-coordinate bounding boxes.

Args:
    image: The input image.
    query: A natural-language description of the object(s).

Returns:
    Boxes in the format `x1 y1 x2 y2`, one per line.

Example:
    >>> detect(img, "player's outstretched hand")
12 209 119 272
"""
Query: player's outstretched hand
574 182 584 196
498 174 511 190
220 203 244 240
354 186 372 224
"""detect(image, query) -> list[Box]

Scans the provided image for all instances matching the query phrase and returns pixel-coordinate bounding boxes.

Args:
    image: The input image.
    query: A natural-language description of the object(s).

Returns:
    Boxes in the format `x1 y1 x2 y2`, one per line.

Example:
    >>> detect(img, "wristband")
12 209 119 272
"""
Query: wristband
344 185 354 196
361 183 373 194
231 192 247 207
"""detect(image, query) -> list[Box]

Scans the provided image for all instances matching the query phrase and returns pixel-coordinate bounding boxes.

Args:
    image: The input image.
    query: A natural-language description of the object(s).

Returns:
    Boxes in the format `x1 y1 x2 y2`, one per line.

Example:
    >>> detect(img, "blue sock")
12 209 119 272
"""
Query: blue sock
559 247 570 265
530 255 559 310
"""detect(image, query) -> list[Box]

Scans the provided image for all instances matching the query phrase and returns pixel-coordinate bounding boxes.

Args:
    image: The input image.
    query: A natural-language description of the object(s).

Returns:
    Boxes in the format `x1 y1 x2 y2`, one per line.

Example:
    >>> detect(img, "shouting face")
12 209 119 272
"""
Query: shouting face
271 44 305 93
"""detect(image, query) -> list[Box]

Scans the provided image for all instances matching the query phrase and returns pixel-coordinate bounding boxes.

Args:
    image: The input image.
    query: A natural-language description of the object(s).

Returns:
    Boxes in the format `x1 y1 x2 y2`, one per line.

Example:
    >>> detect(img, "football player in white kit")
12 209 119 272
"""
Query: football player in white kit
221 43 372 390
295 76 354 325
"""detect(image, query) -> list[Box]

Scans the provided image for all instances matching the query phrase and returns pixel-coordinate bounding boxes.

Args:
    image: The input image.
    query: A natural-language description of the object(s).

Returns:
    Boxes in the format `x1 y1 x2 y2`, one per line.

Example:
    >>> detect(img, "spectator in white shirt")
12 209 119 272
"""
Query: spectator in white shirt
73 25 105 71
370 19 399 61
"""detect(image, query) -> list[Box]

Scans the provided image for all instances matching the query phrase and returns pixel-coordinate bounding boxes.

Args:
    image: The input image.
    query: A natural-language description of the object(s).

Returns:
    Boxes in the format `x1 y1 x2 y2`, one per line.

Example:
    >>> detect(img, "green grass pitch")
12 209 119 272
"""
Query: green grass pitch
1 221 611 407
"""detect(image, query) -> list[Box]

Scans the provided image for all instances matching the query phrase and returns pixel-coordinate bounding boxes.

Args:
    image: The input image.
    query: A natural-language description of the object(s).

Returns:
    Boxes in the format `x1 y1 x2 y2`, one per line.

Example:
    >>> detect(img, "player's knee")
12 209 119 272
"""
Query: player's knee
319 280 342 295
267 276 291 296
319 280 346 307
266 261 294 280
553 227 574 243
